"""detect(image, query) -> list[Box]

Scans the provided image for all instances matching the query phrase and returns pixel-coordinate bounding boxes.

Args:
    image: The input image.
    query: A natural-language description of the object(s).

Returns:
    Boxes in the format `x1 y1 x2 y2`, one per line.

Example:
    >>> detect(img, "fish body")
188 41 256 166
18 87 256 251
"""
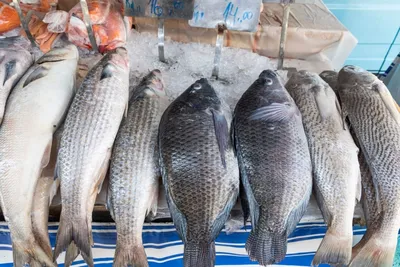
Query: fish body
319 70 338 93
109 70 170 267
0 45 78 267
233 70 312 265
159 79 239 267
0 48 33 123
54 47 129 266
337 65 400 267
286 71 360 266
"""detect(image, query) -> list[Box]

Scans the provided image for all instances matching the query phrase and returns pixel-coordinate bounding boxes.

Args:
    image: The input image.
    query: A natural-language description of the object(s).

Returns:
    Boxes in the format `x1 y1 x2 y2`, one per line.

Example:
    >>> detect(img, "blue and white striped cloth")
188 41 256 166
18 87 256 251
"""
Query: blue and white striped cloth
0 222 398 267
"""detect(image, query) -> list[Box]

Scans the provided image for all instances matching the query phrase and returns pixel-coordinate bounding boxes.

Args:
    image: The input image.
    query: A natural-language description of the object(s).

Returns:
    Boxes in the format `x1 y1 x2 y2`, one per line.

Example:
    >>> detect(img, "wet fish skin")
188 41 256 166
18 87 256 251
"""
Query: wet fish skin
286 71 360 266
233 70 312 266
337 65 400 267
0 48 33 123
159 78 239 267
319 70 338 93
109 70 169 267
0 45 78 267
54 47 130 267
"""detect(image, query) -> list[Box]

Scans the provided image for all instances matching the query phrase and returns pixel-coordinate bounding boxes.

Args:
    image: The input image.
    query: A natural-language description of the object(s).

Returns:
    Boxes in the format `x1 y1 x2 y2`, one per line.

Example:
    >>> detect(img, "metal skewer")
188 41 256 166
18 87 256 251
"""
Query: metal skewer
12 0 37 48
277 1 292 70
158 19 166 63
80 0 98 52
212 24 226 79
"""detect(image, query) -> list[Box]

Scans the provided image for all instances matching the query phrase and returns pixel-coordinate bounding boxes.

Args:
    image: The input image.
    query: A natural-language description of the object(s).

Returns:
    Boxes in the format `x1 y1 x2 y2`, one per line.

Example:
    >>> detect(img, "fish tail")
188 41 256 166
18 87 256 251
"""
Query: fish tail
349 232 397 267
183 241 215 267
113 241 148 267
351 229 373 260
12 240 56 267
64 241 80 267
245 228 287 265
53 216 93 267
312 227 352 266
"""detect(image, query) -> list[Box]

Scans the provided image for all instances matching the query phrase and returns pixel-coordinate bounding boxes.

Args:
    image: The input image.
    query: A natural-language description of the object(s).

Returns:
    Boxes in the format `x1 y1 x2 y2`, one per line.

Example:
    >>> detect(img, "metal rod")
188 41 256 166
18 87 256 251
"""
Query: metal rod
277 3 291 70
158 19 166 63
12 0 37 48
212 24 225 79
80 0 98 52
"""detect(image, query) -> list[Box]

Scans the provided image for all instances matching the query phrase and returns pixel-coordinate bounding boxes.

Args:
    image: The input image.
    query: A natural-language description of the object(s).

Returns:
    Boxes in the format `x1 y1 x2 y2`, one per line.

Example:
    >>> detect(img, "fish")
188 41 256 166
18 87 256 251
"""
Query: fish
319 70 338 93
337 65 400 267
158 78 239 267
285 71 360 266
0 44 78 267
0 47 33 123
53 47 130 266
108 69 170 267
233 70 312 265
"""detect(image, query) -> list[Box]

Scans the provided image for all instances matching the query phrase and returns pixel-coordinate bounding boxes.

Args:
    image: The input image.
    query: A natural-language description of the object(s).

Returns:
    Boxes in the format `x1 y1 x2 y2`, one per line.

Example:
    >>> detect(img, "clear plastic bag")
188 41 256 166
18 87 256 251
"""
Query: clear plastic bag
43 10 69 33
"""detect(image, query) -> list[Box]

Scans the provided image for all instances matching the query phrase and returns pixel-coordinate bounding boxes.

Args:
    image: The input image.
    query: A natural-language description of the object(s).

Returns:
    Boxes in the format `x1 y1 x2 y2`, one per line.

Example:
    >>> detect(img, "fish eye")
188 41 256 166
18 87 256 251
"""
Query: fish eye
265 78 273 85
193 83 202 90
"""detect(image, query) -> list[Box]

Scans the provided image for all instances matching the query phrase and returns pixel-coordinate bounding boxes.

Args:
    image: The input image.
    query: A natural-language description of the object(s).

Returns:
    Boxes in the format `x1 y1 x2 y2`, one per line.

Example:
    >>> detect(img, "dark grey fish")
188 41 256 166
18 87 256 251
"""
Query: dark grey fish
233 70 312 266
337 65 400 267
286 71 360 266
109 70 170 267
319 70 338 93
159 78 239 267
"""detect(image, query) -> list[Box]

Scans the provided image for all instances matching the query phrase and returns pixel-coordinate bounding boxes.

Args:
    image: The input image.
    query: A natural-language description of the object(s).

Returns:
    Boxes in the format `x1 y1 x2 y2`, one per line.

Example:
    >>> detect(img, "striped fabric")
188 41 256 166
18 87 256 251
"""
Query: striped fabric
0 222 398 266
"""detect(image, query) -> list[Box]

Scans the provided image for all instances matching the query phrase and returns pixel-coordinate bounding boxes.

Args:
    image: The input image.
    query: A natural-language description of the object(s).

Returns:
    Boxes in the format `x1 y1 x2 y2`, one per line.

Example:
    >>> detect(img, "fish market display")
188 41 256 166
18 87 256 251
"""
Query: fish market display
109 70 169 267
0 47 33 123
233 70 312 265
54 47 129 266
0 45 78 267
319 70 338 93
159 78 239 267
337 65 400 267
286 71 360 266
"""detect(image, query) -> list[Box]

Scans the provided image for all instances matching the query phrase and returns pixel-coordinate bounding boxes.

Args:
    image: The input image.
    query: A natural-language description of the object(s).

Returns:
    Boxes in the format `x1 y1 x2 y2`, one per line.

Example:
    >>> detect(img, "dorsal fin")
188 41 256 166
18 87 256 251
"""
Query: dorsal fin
23 66 49 87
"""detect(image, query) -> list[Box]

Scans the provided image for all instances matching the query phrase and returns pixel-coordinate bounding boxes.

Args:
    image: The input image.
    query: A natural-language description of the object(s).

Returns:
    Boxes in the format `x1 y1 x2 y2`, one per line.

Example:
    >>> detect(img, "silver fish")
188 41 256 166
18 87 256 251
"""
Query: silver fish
233 70 312 266
159 78 239 267
0 48 33 123
286 71 360 266
0 45 78 267
337 65 400 267
109 70 169 267
53 47 130 266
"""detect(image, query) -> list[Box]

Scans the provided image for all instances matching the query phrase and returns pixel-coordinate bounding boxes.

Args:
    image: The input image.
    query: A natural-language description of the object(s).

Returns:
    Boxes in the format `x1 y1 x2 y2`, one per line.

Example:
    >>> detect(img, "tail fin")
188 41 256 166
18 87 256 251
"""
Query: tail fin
113 242 148 267
53 217 93 267
183 242 215 267
64 241 80 267
12 240 56 267
312 228 352 266
245 229 287 265
349 233 397 267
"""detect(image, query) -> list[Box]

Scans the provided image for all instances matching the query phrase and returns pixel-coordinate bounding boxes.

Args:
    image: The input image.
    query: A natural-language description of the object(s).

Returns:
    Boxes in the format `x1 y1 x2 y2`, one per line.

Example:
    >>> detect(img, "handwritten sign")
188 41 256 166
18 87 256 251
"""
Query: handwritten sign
189 0 262 32
124 0 195 19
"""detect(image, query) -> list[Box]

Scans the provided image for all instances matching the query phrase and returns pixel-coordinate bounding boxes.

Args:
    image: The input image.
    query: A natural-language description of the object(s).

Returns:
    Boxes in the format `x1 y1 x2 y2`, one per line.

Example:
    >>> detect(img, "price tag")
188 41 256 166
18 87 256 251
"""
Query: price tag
189 0 262 32
124 0 195 20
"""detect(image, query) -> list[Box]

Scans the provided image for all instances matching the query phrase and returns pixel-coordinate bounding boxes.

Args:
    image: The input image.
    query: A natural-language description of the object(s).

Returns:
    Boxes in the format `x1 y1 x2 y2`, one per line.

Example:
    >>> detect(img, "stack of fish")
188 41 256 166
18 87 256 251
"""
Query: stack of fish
0 35 399 267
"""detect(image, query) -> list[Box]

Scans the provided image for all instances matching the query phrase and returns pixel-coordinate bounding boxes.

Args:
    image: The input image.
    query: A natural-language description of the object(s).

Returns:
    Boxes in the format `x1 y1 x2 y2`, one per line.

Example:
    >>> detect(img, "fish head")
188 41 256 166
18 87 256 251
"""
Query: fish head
97 47 129 83
107 47 129 71
181 78 221 111
142 69 166 97
256 70 291 103
339 65 376 87
0 50 33 89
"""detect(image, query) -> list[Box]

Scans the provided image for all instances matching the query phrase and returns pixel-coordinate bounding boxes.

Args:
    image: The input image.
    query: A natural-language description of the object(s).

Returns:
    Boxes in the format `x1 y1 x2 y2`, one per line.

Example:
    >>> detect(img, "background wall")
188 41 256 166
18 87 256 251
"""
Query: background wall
324 0 400 73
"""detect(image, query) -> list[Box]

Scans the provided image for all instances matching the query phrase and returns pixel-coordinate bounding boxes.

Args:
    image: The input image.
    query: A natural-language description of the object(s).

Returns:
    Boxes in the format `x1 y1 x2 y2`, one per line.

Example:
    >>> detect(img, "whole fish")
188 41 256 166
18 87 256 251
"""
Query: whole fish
0 48 33 123
53 47 129 266
285 71 360 266
0 45 78 267
159 78 239 267
109 70 169 267
233 70 312 265
319 70 338 93
337 65 400 267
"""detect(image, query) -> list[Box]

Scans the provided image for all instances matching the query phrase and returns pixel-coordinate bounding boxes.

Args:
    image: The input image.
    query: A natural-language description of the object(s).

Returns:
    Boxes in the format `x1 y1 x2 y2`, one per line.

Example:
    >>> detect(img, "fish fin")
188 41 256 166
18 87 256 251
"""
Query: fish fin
314 183 333 225
211 109 229 168
184 242 215 267
249 102 297 122
124 100 128 118
312 228 352 266
340 100 348 130
114 243 148 267
106 183 115 220
239 177 250 226
100 63 115 81
356 168 362 203
53 216 93 267
246 228 287 265
3 59 16 86
13 240 56 267
49 178 60 206
41 139 53 168
146 181 159 219
312 85 332 121
373 81 400 125
349 232 397 267
335 96 345 128
64 242 80 267
286 182 311 235
352 229 373 260
23 66 49 87
96 149 111 194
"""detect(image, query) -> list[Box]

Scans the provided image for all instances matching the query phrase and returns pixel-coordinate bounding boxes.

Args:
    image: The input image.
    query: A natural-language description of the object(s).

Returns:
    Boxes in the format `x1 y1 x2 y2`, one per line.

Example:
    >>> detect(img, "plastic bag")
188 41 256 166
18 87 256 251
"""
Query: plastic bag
43 10 69 33
23 15 59 52
0 3 20 34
